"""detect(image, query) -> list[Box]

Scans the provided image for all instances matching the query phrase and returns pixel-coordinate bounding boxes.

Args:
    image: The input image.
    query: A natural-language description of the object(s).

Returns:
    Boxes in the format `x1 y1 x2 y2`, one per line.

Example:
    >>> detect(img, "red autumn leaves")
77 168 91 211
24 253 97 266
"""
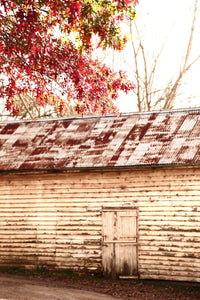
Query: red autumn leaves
0 0 138 116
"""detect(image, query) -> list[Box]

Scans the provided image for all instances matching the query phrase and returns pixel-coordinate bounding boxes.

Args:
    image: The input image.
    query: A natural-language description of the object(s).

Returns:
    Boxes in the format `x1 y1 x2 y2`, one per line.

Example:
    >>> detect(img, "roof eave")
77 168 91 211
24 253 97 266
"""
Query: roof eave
1 161 200 174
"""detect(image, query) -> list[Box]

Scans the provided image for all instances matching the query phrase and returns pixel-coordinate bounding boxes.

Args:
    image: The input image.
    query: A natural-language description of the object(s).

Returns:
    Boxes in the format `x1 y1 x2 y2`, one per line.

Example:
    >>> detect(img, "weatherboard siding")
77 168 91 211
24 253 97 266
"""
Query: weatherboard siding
0 166 200 282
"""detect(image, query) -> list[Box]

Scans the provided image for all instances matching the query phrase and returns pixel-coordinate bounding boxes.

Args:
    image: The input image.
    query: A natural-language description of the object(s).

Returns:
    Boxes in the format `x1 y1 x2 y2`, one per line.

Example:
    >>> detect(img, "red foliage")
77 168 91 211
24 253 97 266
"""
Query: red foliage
0 0 139 116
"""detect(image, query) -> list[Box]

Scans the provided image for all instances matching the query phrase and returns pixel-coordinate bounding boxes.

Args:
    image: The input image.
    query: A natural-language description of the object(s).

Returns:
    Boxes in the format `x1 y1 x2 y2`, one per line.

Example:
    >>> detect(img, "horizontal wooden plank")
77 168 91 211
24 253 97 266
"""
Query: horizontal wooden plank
139 250 200 258
1 189 200 198
139 236 200 243
140 231 200 237
139 240 200 248
139 220 200 227
0 205 199 213
140 216 200 221
139 245 200 252
139 225 200 232
140 274 200 282
139 264 200 273
2 183 200 194
139 268 200 278
1 200 200 209
139 258 200 267
139 260 200 269
139 255 200 262
1 196 200 205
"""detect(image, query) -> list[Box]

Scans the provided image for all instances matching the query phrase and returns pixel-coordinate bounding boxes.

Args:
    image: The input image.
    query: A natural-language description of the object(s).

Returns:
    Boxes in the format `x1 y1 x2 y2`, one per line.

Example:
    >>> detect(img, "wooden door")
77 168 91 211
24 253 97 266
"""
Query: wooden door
102 208 138 279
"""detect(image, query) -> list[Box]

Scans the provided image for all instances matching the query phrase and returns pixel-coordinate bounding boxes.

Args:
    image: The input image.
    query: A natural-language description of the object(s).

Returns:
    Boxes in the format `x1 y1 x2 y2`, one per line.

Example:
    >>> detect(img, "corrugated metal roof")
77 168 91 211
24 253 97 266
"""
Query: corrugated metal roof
0 108 200 171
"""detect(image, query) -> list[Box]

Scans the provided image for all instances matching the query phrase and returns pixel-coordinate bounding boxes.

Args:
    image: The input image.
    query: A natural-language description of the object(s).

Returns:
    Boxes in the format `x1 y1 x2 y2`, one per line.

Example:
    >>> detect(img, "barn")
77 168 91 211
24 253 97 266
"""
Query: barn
0 108 200 282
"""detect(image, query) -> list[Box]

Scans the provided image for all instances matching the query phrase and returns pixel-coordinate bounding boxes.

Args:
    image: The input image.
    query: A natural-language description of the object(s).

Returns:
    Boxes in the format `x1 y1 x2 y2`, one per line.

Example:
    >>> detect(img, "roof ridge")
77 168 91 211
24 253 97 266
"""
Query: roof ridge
1 106 200 125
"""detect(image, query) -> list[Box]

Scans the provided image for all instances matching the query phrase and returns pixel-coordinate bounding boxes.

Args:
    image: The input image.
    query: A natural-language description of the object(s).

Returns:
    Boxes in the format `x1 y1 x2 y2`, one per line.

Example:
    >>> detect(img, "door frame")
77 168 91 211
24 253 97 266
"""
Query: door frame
102 206 139 279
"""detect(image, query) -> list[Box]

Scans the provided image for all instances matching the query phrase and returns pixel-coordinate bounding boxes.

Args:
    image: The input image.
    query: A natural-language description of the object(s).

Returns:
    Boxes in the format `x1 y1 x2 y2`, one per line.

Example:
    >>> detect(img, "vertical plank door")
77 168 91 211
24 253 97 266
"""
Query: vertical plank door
102 208 138 279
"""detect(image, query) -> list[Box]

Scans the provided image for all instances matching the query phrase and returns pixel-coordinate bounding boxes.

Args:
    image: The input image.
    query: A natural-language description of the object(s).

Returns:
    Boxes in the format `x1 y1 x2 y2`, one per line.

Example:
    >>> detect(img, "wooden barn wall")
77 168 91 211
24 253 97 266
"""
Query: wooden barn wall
0 166 199 282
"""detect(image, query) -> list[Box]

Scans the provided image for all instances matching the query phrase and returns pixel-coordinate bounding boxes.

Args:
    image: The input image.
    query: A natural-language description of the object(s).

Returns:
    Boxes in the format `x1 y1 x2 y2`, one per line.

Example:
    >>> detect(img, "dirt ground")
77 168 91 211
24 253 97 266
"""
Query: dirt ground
0 274 115 300
0 270 200 300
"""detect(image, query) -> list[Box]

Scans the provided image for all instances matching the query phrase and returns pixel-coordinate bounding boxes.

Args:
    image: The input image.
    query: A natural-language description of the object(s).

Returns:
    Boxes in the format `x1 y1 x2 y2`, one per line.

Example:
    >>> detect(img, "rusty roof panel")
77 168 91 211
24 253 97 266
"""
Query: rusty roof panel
0 108 200 171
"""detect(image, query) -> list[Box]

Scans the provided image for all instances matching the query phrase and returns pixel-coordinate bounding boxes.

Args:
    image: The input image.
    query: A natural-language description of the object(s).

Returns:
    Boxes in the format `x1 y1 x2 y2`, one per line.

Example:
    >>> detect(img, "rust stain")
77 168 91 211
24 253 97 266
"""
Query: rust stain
62 120 71 129
31 147 50 156
77 120 95 132
95 130 116 145
0 109 200 171
0 139 6 146
0 123 20 134
139 113 157 140
13 139 28 148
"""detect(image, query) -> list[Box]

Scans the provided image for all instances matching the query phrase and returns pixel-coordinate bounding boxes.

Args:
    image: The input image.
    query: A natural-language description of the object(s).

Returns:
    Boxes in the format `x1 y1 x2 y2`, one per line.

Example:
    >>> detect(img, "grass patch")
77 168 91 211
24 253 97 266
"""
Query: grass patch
0 266 80 279
0 266 26 275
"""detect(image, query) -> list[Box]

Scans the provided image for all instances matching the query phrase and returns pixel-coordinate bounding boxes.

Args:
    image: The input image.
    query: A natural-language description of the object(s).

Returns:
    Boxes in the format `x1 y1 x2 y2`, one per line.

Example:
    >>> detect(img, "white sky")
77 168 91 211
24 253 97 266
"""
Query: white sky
116 0 200 112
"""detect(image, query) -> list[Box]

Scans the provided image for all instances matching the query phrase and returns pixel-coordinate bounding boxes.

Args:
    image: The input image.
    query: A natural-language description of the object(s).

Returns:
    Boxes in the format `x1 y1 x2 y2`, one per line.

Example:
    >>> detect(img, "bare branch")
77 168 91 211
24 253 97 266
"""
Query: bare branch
123 0 200 112
129 20 142 111
17 94 34 119
163 0 199 110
